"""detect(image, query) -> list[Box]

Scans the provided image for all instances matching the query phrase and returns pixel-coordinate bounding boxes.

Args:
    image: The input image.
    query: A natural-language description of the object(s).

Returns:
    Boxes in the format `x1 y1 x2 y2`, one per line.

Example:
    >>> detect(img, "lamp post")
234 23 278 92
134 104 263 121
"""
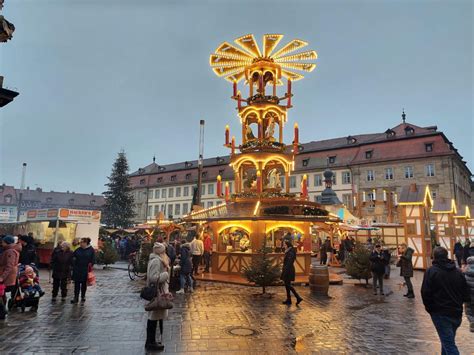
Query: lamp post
16 162 27 222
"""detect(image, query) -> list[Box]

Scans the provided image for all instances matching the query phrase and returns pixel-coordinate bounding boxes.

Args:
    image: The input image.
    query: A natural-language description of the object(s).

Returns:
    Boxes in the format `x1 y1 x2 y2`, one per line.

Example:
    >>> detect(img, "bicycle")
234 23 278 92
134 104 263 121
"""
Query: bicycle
127 251 146 281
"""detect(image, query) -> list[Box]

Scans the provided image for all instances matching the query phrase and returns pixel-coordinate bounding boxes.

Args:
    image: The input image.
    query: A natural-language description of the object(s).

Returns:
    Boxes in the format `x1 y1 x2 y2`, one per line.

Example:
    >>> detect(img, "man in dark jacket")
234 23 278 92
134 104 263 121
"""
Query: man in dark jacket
397 243 415 298
463 239 472 265
370 244 389 295
18 235 37 265
421 247 470 355
50 242 73 301
453 241 463 268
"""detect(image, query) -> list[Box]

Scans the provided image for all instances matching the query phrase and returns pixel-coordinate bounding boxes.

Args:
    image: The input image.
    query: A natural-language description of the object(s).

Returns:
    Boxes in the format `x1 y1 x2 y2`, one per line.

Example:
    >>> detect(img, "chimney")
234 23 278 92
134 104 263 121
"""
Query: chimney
409 183 417 193
0 76 3 88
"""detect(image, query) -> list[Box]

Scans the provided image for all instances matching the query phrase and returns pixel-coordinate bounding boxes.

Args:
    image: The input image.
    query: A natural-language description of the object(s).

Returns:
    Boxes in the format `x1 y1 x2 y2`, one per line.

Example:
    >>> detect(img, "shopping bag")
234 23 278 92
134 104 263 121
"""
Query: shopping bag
87 271 96 286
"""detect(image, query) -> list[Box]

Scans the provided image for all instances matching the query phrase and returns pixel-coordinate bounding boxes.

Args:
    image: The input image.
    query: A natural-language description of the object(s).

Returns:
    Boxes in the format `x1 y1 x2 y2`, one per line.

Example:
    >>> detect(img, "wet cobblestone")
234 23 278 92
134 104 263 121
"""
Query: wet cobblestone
0 265 473 354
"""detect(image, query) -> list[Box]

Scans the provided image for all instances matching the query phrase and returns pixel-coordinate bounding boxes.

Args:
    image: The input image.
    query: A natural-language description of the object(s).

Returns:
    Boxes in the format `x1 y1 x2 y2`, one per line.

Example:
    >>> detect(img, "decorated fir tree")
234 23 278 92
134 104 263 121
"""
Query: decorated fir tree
242 241 281 294
103 151 135 228
345 242 372 285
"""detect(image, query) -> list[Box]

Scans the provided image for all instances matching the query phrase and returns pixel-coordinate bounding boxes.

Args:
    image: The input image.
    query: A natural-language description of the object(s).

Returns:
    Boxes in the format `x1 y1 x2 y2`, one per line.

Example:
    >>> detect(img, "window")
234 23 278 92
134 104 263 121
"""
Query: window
176 187 181 197
207 201 214 208
302 158 309 167
140 179 146 185
68 198 75 205
426 164 435 177
147 205 153 217
157 177 163 183
342 194 352 208
405 166 414 179
367 192 375 201
290 176 296 188
431 190 438 199
185 173 192 180
183 186 189 196
342 171 351 184
46 197 52 204
160 204 166 212
174 204 181 215
328 156 336 164
201 184 206 195
148 190 154 199
425 143 433 152
154 205 159 216
168 188 174 198
279 176 285 188
154 189 160 199
171 175 177 182
167 204 173 218
162 189 167 199
208 183 214 195
90 200 96 206
365 150 373 159
332 174 337 185
367 170 375 181
183 203 189 214
314 174 322 187
218 169 225 176
405 126 415 135
202 171 208 178
385 167 394 180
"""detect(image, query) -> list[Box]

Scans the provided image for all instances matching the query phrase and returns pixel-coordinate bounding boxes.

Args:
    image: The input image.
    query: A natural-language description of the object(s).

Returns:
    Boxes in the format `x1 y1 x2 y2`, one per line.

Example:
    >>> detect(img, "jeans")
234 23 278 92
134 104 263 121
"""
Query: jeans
74 281 87 299
430 314 462 355
180 273 193 290
372 272 384 293
192 255 202 275
203 251 211 272
404 276 413 293
52 278 68 298
320 251 327 265
284 280 301 301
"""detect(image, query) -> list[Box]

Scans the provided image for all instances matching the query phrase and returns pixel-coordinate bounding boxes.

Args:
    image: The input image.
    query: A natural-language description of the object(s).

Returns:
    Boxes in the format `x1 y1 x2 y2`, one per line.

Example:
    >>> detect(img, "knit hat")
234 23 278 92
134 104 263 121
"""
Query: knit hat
467 256 474 265
24 266 34 275
2 235 15 245
153 242 166 255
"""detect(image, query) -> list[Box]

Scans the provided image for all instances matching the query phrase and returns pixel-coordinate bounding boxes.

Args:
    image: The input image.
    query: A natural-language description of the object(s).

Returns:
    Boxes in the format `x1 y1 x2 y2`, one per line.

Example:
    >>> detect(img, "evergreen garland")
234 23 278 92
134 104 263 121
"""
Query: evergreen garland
103 151 135 228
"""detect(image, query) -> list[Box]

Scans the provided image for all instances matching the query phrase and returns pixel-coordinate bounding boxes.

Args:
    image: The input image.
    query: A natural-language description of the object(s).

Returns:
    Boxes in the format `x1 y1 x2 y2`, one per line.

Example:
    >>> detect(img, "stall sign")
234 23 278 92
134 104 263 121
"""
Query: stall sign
26 209 59 221
59 208 101 221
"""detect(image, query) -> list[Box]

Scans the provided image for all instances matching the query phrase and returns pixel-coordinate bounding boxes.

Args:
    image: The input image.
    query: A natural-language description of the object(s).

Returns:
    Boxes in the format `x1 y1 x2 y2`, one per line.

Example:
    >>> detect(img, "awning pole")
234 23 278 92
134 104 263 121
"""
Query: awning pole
53 217 60 248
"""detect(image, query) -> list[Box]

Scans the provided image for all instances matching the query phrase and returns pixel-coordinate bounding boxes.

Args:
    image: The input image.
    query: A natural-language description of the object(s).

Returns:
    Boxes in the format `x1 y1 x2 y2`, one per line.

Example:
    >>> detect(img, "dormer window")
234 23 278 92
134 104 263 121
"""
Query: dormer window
404 126 415 136
202 171 208 178
90 200 96 206
185 161 193 168
185 173 192 180
171 175 177 182
346 136 357 144
4 195 12 204
216 157 225 164
157 177 163 183
46 197 52 204
302 158 309 167
158 166 166 171
138 168 145 174
328 156 336 164
365 150 373 159
218 169 225 176
425 143 433 152
68 198 75 205
139 179 146 185
385 129 396 138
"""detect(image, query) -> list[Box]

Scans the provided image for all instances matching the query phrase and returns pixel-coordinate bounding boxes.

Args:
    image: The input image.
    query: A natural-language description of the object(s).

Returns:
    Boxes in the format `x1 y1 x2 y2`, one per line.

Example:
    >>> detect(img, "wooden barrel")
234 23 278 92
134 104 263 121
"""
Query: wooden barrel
309 264 329 296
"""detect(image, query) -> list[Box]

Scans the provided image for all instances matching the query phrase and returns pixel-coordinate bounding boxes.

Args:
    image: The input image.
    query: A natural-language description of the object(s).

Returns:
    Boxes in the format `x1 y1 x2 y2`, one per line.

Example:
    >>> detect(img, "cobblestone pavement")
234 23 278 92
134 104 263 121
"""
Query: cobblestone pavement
1 265 473 354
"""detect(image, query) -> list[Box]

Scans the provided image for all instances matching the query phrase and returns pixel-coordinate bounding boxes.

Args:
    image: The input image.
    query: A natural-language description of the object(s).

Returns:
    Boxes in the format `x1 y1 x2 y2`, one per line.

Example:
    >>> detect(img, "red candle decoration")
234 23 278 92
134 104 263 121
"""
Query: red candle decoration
217 175 222 197
237 98 242 110
287 79 292 107
225 125 230 145
294 123 299 144
301 174 308 199
231 136 235 155
233 81 237 97
256 171 262 193
225 182 230 201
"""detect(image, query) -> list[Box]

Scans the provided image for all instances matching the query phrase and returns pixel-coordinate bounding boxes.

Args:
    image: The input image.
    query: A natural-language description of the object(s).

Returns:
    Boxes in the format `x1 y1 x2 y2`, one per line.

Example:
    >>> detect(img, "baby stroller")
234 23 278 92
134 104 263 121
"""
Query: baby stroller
8 264 41 312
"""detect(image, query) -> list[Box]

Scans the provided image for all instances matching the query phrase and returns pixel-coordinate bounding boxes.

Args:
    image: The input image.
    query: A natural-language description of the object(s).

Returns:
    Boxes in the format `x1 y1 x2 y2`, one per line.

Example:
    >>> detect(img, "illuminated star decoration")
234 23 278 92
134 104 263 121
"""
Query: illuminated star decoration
209 34 317 84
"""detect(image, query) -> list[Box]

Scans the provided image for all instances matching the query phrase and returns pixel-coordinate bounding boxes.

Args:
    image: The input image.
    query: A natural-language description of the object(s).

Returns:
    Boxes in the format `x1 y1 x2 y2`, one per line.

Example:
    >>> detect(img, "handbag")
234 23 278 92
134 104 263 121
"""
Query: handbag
140 283 157 301
87 271 96 286
144 284 173 311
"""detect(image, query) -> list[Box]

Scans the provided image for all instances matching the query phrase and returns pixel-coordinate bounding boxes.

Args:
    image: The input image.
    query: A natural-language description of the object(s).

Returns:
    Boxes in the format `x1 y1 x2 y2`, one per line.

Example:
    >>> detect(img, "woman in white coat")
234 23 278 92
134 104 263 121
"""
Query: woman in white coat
145 242 170 351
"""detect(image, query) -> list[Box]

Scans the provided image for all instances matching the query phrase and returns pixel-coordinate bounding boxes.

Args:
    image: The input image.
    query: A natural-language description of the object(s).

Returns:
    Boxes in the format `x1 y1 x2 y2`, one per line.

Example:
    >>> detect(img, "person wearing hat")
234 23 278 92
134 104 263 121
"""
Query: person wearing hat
0 235 22 319
145 242 170 351
18 235 37 265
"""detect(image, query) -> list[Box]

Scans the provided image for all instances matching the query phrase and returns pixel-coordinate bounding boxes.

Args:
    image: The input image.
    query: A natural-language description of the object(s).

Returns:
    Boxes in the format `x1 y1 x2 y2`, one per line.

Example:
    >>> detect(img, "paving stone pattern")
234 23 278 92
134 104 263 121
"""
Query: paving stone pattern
0 266 473 354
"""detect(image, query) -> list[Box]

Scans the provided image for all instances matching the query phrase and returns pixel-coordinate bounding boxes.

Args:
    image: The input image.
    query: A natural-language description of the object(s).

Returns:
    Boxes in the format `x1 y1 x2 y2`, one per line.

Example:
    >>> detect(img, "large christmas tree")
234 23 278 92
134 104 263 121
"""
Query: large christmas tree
103 151 135 228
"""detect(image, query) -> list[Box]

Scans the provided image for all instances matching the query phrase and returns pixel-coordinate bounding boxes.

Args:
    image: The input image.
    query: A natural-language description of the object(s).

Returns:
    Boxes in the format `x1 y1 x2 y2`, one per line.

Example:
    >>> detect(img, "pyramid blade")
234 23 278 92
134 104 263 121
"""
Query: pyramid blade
234 34 262 58
263 34 284 57
280 62 316 72
272 39 308 59
274 50 317 62
215 42 254 60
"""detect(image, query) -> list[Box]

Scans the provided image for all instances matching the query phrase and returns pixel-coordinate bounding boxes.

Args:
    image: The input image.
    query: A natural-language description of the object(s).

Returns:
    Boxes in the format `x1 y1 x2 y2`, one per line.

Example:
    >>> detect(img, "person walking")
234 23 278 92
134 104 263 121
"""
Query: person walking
203 233 212 273
370 244 388 295
464 256 474 332
50 241 73 302
397 243 415 298
18 235 37 265
281 240 303 306
383 246 391 279
145 242 170 351
0 236 21 319
176 241 193 294
190 235 204 276
71 238 95 304
453 240 463 268
320 237 330 265
421 247 470 355
463 239 472 265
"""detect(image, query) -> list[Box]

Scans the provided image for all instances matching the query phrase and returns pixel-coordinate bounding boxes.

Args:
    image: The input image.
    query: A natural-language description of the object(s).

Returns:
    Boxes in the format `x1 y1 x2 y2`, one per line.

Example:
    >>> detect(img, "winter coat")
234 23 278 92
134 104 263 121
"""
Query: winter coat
146 253 169 321
397 247 414 278
453 242 463 258
72 246 95 282
179 244 193 274
280 246 296 283
370 251 389 275
463 243 472 263
421 258 470 318
190 239 204 256
50 248 74 279
464 257 474 322
19 243 37 265
321 240 332 253
0 243 21 286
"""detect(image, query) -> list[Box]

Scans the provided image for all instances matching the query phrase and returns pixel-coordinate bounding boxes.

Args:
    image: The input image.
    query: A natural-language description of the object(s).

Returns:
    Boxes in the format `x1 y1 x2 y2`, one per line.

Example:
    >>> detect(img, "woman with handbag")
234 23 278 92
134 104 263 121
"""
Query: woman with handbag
145 242 170 351
71 238 95 304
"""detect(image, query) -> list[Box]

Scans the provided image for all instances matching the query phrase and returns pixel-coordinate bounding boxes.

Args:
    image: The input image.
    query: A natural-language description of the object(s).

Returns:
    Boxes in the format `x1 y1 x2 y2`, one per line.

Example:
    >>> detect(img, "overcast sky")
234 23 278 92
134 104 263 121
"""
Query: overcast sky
0 0 472 194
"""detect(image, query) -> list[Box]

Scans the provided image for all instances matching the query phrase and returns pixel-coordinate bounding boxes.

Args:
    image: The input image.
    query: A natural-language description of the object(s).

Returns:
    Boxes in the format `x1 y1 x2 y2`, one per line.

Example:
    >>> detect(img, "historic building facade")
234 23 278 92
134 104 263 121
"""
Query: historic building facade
129 116 472 225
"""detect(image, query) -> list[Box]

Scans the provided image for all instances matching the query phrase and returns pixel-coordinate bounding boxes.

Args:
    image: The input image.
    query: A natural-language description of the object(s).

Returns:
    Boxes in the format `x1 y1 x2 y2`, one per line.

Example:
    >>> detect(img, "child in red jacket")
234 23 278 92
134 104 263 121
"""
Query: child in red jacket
19 265 45 297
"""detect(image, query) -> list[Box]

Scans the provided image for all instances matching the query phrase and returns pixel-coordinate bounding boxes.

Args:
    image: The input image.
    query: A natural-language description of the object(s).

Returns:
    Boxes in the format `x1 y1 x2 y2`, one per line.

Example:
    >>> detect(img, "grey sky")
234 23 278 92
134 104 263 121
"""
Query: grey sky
0 0 472 194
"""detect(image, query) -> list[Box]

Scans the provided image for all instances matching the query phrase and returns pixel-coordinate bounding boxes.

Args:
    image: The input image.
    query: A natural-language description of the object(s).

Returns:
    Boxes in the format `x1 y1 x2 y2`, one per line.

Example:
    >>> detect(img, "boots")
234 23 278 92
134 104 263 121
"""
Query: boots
145 320 164 351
